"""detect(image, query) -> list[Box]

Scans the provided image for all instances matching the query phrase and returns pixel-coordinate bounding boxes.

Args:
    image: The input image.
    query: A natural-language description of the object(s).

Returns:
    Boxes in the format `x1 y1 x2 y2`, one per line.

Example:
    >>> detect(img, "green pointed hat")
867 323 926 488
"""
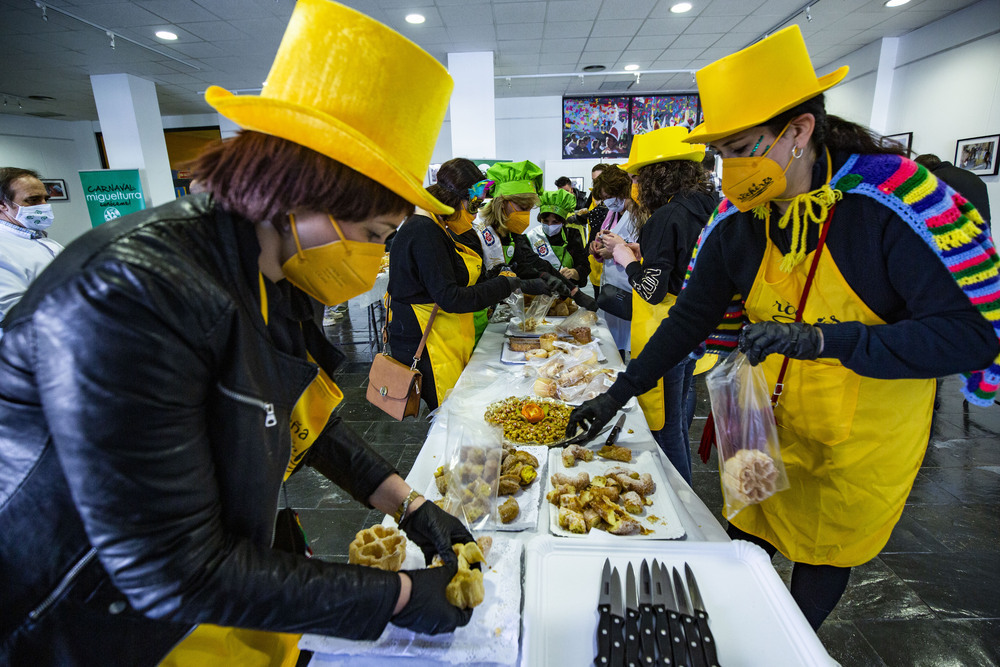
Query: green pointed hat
486 160 543 196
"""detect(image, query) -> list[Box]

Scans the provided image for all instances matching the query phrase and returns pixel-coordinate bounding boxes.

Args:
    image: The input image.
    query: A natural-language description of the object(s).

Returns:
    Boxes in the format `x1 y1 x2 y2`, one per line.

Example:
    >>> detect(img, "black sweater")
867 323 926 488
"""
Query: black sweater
609 151 999 404
387 214 513 343
625 191 716 304
512 226 591 287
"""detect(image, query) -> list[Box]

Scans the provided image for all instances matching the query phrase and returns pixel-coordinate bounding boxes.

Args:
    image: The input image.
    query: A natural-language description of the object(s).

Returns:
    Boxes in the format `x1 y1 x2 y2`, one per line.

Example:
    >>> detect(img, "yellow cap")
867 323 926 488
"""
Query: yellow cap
206 0 455 214
685 25 848 145
622 126 706 174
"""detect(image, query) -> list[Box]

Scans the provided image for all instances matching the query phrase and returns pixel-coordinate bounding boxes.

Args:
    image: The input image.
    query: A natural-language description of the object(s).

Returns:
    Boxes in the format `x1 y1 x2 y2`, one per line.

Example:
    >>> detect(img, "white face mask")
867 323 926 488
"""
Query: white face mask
603 197 625 213
14 203 54 231
543 223 563 236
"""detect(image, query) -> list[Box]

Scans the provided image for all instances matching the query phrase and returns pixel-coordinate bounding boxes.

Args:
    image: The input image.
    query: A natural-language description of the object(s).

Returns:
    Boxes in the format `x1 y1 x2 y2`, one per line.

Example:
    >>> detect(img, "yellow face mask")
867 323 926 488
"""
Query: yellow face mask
720 122 795 212
630 182 641 207
446 205 475 235
281 214 385 306
506 209 530 234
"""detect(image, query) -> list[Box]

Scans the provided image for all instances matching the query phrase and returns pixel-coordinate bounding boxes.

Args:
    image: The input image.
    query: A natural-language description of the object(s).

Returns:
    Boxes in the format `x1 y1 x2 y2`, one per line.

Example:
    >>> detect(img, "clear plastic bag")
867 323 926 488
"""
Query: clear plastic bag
518 293 557 333
434 415 504 533
705 350 789 520
554 307 598 341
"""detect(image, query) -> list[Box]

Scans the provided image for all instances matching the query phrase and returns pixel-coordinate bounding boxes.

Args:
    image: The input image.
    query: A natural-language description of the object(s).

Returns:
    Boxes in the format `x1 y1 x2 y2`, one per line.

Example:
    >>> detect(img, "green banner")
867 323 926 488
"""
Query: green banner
79 169 147 227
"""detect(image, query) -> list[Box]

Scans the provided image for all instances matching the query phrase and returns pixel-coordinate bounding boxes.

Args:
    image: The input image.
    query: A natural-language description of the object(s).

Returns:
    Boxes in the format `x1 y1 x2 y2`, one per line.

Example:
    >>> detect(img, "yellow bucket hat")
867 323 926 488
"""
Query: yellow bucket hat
205 0 455 214
622 126 706 174
685 25 848 145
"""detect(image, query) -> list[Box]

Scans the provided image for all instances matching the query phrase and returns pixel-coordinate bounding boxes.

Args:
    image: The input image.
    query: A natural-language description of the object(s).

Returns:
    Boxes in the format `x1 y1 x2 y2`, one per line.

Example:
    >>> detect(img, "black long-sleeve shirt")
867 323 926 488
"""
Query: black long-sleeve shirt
387 214 513 344
609 151 999 404
512 227 591 287
624 191 716 304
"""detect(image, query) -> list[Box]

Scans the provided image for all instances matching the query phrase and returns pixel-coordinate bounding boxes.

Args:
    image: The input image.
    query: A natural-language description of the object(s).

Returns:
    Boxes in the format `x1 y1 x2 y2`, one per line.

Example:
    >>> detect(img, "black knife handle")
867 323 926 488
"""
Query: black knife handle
610 613 626 667
626 605 640 667
694 611 719 667
680 613 707 667
653 605 673 666
639 602 656 665
667 610 689 667
595 604 612 666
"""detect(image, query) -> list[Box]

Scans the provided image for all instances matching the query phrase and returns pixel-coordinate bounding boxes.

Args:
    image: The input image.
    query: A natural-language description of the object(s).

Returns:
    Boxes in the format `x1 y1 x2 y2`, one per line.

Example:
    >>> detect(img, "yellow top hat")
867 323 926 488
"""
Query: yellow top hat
205 0 455 214
622 126 706 174
685 25 848 145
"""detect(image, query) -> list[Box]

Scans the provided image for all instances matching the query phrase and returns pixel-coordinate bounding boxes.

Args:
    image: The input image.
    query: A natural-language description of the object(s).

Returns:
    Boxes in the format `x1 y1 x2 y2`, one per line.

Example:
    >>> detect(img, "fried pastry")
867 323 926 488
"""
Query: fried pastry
597 444 632 462
561 444 594 468
348 524 407 572
551 471 590 490
498 497 520 523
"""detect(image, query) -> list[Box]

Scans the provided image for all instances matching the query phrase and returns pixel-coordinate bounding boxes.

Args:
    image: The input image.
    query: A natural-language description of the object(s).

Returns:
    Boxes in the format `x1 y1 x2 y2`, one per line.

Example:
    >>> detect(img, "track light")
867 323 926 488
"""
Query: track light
806 5 812 21
107 31 115 50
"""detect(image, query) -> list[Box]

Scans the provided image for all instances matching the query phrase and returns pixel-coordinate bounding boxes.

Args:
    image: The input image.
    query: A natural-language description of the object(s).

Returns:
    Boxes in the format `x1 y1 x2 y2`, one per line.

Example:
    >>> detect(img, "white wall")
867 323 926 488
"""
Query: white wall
0 114 103 246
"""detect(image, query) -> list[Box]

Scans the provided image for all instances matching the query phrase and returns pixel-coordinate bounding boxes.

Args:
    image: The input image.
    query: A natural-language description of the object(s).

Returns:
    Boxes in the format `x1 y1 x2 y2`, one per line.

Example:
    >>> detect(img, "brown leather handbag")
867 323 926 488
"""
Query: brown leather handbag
366 305 439 420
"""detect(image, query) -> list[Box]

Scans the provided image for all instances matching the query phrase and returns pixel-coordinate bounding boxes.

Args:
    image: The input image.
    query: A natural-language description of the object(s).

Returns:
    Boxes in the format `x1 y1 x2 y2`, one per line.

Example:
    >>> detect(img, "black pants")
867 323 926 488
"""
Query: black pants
726 524 851 630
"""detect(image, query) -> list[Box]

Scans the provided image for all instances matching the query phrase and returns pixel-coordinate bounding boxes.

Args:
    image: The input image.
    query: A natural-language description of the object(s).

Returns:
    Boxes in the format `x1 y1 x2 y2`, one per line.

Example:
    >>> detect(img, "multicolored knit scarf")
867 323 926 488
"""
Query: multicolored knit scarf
684 153 1000 406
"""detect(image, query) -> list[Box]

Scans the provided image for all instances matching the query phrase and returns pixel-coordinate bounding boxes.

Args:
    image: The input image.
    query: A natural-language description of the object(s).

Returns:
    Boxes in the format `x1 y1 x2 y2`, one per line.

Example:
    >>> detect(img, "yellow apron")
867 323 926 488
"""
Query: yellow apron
631 291 677 431
732 218 935 567
160 275 346 666
410 238 484 404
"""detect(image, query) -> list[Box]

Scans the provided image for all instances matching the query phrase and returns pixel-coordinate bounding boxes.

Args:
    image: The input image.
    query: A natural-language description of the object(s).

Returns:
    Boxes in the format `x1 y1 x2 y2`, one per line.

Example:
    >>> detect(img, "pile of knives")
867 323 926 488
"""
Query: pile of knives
595 558 720 667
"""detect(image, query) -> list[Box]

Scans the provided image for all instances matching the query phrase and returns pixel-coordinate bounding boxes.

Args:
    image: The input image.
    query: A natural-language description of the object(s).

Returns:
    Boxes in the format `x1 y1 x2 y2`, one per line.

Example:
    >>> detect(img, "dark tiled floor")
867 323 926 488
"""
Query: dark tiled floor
293 302 1000 666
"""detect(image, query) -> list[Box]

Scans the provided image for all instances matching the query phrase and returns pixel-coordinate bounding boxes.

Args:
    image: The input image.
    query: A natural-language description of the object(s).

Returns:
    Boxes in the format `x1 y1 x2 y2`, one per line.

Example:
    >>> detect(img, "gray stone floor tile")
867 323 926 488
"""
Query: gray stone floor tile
880 552 1000 619
826 558 935 622
816 621 887 667
855 618 1000 667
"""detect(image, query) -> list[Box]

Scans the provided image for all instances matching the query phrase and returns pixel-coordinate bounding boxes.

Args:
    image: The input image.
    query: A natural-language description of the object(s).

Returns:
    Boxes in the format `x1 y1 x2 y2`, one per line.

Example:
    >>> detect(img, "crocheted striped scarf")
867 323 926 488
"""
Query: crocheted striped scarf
684 152 1000 406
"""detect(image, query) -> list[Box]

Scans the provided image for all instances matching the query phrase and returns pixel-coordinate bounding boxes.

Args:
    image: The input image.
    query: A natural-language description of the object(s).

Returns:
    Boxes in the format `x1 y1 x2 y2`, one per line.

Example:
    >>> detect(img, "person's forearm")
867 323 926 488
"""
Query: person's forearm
368 473 426 519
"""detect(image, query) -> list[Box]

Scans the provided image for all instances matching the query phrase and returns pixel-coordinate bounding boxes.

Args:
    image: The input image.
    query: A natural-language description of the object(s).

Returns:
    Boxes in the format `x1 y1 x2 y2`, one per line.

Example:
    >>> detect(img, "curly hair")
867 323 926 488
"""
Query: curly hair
480 192 540 235
591 165 631 200
636 160 711 213
187 131 414 225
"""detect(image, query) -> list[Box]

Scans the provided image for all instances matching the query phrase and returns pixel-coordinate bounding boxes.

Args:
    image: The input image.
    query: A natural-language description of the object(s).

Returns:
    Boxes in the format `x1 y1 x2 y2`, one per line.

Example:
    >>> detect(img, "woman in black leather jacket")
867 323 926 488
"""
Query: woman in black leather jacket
0 3 476 665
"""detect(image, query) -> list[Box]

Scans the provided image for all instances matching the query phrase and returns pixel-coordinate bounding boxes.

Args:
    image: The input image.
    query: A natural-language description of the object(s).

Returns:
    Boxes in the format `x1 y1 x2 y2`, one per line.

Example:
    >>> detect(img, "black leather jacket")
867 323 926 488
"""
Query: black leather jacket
0 195 401 665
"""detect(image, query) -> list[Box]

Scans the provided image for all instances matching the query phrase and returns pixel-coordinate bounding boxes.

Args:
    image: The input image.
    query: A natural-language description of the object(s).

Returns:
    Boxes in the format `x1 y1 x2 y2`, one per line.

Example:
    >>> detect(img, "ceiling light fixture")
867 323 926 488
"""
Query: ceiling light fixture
884 0 911 6
624 64 640 71
155 30 178 40
405 13 425 24
805 5 812 21
670 2 693 13
583 65 606 72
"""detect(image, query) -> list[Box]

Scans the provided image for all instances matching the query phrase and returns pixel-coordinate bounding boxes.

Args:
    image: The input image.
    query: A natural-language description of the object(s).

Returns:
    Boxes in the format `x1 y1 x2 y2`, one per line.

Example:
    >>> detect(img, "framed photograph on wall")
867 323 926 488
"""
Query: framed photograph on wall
562 96 632 159
883 132 912 154
955 134 1000 176
40 178 68 201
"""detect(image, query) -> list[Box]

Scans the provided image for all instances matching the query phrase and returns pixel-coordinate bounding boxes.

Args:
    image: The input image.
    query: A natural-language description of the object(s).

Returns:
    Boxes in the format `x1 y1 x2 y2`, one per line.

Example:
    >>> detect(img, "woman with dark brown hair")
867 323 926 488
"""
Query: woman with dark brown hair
387 158 557 410
610 127 717 485
0 4 484 665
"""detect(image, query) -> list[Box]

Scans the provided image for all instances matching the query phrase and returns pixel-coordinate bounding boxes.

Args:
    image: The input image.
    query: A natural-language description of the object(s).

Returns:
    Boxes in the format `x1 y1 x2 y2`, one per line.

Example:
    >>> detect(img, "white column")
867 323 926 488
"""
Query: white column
90 73 175 206
868 37 899 134
448 52 496 159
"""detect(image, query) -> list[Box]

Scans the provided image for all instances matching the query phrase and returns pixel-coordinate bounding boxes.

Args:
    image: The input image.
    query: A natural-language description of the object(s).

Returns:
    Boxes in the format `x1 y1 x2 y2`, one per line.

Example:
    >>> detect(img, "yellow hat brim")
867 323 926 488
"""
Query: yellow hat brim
622 147 706 174
685 66 848 145
206 86 453 216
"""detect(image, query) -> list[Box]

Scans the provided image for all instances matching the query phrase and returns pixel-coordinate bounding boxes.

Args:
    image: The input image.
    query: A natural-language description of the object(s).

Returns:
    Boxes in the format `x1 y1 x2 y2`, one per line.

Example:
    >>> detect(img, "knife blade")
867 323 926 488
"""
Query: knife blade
611 567 626 667
595 558 613 666
673 566 707 667
626 563 640 667
684 564 719 667
659 562 687 667
653 560 684 667
605 414 627 446
639 560 656 666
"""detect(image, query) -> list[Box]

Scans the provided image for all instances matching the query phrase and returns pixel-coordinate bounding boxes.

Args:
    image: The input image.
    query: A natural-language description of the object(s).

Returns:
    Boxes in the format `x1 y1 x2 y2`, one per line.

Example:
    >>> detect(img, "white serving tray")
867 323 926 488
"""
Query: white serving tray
500 338 606 365
545 448 685 540
522 537 837 667
504 316 565 338
424 445 547 532
301 536 523 666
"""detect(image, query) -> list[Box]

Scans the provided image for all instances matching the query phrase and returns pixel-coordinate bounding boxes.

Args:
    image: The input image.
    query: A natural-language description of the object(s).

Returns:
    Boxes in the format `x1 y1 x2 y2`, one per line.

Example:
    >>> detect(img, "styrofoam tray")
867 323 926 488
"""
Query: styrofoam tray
545 448 685 540
423 445 547 532
500 338 606 365
521 536 836 667
301 536 523 666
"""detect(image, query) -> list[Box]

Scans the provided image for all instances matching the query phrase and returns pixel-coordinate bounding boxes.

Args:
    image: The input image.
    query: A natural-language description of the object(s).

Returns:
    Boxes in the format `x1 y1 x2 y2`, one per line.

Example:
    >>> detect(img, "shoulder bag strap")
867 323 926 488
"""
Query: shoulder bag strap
770 204 836 407
410 305 439 370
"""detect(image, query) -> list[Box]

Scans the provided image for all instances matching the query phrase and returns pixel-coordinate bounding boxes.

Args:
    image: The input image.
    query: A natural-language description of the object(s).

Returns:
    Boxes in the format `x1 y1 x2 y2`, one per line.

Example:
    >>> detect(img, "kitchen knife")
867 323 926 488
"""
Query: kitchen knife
639 560 656 666
611 567 626 667
652 561 679 666
626 563 640 667
685 564 720 667
605 414 627 446
673 566 707 667
595 558 613 666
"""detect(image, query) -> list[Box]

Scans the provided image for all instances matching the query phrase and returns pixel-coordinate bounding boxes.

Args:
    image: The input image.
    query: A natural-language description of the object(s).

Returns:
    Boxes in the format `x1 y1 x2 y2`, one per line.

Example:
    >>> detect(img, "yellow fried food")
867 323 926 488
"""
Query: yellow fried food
499 497 520 523
446 542 487 609
519 465 537 486
597 444 632 462
348 525 407 572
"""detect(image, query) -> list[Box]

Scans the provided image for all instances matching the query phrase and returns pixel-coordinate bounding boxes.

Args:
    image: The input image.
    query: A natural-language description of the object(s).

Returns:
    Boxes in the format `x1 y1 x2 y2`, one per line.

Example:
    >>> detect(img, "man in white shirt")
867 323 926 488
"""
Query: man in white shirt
0 167 64 335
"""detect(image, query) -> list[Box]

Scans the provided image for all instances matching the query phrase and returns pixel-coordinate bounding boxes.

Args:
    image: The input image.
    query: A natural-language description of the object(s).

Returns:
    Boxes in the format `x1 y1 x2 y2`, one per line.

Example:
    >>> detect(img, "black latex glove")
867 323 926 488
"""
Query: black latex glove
540 272 572 298
508 276 550 296
392 563 474 635
399 501 474 566
570 287 599 312
565 393 622 442
738 321 824 366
